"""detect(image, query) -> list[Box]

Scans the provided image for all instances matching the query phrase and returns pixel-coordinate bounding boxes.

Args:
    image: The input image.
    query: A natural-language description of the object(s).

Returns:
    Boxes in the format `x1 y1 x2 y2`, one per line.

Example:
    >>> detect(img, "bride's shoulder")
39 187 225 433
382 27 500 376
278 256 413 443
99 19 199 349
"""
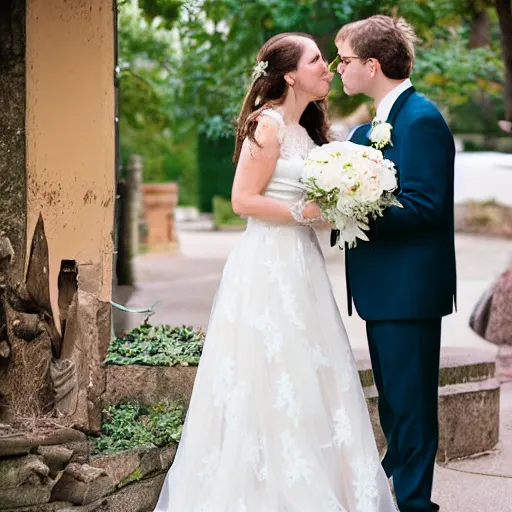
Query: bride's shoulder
255 108 285 144
259 107 284 124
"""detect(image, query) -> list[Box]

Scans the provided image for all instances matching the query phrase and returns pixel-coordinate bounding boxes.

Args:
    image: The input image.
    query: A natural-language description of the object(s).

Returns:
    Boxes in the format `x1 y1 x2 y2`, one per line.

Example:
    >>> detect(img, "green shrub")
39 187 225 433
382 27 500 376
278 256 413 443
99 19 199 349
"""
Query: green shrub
197 133 235 212
106 324 204 366
93 402 185 455
212 196 246 229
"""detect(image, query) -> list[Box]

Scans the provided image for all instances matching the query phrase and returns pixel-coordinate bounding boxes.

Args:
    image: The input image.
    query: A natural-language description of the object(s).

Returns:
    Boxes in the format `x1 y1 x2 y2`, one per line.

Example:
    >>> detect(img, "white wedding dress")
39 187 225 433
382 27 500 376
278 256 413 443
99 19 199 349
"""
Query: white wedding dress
154 109 397 512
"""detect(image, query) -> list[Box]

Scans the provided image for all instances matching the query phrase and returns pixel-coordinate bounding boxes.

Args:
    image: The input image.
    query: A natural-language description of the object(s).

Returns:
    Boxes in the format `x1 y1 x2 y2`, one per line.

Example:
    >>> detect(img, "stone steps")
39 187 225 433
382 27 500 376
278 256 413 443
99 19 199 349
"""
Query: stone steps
104 346 501 462
0 351 501 511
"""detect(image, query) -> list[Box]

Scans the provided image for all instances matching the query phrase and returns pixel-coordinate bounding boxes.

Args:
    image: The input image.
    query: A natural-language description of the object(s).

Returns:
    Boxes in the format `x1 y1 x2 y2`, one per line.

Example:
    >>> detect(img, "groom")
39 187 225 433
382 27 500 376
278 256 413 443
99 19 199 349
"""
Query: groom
332 15 456 512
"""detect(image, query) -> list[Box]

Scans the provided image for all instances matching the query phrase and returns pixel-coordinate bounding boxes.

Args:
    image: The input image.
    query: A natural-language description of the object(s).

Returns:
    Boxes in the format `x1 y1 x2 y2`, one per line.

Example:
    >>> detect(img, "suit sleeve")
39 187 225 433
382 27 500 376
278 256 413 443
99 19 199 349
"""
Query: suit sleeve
374 115 454 234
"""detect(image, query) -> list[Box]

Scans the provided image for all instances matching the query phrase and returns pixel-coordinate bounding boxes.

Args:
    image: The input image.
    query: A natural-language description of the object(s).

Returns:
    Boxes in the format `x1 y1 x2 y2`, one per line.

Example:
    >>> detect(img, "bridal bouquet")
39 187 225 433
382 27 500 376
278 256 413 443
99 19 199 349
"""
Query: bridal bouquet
302 141 402 248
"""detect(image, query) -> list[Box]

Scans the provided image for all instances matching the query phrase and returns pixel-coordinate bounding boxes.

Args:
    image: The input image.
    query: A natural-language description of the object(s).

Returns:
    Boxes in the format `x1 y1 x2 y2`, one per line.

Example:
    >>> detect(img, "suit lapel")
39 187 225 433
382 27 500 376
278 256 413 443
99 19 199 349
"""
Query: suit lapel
365 87 416 156
379 88 415 190
386 86 416 126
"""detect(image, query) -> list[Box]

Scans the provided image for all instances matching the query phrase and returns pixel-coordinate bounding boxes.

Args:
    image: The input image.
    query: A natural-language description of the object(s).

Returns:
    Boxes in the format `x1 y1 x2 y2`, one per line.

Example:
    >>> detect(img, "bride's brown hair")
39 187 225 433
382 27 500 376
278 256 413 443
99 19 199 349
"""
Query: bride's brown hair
233 33 331 165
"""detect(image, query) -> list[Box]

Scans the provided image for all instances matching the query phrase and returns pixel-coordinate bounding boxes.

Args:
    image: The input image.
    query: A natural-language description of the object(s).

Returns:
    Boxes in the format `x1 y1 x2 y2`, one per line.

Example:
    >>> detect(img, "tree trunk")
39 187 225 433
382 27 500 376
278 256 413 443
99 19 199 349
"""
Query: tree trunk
468 9 491 48
0 0 26 281
496 0 512 121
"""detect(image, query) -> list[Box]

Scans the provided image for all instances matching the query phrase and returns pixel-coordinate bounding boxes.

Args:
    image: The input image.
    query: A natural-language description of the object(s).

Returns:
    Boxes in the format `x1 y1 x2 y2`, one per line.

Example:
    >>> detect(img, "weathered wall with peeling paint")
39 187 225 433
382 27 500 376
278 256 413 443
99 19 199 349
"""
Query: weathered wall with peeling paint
25 0 115 319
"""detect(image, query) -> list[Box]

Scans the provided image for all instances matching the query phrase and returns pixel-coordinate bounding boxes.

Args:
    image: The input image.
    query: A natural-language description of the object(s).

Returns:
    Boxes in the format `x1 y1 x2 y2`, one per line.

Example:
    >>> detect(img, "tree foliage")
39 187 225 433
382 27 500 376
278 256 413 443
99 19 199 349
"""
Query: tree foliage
145 0 503 137
118 0 507 207
118 1 198 203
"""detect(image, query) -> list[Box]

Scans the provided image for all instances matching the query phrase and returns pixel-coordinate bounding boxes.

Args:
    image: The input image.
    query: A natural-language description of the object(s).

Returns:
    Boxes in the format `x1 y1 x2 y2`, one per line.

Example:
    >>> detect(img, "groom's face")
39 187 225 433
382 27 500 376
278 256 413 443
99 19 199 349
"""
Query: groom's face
335 39 370 96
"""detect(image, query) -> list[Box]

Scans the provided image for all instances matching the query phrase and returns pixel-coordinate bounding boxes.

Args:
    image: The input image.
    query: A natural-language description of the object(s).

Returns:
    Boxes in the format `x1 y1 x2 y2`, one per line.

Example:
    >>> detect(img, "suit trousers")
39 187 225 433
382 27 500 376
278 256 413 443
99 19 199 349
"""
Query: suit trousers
366 319 442 512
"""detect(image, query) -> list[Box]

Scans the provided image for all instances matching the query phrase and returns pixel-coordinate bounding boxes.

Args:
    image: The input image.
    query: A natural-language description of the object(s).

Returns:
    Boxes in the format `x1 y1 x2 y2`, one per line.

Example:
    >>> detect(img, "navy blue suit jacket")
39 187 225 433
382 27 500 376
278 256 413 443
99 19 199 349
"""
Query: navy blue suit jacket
341 87 457 320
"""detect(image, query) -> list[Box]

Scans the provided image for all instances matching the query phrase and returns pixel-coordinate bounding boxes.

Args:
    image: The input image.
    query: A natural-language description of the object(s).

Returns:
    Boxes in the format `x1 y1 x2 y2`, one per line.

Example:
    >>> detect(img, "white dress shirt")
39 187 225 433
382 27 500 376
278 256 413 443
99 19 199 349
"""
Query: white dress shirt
346 79 414 141
375 78 413 122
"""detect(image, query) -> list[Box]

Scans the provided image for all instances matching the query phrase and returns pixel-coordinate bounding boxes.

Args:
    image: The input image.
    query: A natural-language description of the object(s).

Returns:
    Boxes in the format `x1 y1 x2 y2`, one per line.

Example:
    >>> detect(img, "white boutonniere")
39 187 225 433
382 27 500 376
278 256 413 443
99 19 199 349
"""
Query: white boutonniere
369 120 393 150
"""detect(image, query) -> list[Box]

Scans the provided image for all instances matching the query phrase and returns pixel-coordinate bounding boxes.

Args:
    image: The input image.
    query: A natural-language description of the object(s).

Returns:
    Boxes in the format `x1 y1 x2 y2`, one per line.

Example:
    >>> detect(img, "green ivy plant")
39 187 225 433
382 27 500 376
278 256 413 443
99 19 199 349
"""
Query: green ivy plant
106 324 205 366
93 402 186 455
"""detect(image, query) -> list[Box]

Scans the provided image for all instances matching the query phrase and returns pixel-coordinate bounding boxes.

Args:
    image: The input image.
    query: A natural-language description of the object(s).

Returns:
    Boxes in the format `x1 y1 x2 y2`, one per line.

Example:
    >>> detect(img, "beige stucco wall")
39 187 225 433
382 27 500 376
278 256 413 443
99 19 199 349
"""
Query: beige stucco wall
26 0 115 319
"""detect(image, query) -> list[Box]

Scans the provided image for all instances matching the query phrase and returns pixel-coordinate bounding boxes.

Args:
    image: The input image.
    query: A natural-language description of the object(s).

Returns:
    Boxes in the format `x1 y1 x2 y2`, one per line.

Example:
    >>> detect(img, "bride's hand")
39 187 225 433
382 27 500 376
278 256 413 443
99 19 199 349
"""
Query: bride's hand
304 201 332 229
302 200 323 221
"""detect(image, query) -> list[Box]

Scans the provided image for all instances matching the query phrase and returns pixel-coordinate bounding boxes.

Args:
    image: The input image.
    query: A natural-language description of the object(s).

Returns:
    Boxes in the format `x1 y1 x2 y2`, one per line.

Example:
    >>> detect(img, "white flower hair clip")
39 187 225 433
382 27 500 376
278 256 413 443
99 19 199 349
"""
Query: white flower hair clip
252 60 268 81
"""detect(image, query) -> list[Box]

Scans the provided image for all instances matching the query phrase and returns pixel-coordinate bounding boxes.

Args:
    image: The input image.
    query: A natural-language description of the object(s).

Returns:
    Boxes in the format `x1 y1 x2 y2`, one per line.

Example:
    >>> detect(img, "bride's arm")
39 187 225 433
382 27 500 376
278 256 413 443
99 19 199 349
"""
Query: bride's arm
232 116 320 224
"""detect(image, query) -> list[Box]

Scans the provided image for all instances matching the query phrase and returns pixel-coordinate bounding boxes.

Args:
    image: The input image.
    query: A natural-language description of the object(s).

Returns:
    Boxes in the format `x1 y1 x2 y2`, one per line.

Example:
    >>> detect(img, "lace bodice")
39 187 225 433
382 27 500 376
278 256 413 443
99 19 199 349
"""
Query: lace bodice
259 109 316 206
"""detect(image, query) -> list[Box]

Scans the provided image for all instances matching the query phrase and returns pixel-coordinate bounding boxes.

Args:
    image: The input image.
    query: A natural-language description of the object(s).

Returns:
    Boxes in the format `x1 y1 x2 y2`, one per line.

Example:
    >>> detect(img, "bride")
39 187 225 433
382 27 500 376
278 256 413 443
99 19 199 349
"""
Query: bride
153 33 397 512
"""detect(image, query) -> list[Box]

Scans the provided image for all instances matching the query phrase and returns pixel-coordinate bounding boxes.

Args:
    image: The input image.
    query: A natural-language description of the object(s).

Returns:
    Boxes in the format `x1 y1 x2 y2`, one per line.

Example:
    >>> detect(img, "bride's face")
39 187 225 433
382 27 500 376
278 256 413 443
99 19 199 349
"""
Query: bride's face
290 38 333 101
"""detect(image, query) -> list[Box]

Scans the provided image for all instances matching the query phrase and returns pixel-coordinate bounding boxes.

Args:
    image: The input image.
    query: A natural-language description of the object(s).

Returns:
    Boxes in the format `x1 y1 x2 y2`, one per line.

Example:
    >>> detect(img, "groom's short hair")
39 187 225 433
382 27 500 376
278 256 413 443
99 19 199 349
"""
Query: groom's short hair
336 15 417 80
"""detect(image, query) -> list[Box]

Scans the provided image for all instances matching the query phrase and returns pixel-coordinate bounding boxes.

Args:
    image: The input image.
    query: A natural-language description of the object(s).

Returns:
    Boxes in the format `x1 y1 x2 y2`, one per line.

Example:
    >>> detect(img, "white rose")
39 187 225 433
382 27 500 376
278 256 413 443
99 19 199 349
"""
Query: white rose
362 146 384 163
316 165 342 192
370 122 393 146
379 160 398 191
340 170 358 190
357 180 382 202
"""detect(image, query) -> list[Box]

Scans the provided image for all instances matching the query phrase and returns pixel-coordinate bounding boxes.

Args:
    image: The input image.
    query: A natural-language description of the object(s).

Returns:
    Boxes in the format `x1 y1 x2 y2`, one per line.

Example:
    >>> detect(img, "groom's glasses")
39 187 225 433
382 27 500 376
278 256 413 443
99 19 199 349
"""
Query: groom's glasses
329 55 368 71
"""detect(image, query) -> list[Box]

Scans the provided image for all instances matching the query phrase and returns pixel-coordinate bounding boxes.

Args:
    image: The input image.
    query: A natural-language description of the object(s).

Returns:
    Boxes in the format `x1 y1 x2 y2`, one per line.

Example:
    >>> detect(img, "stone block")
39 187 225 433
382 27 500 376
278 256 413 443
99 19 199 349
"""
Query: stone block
0 455 53 508
64 440 91 464
2 503 74 512
46 474 166 512
89 451 140 488
63 501 109 512
103 474 165 512
0 434 34 457
50 463 114 505
138 448 161 478
159 444 177 471
0 428 85 461
57 288 110 434
37 445 73 478
38 428 86 446
362 349 501 462
438 380 500 461
104 365 196 406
